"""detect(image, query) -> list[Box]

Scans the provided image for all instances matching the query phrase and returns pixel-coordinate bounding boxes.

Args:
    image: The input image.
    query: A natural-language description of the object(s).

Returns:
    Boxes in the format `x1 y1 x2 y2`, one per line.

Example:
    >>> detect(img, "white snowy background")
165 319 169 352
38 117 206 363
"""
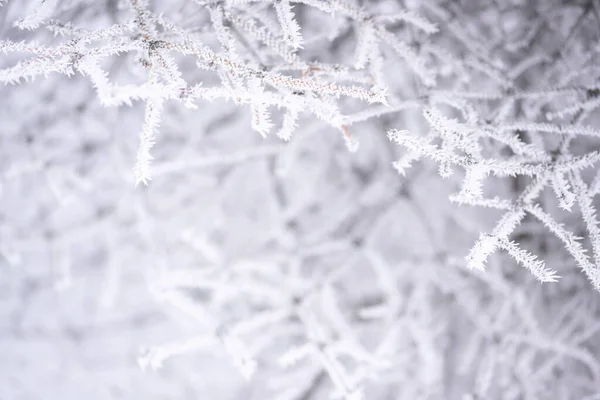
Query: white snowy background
1 0 600 399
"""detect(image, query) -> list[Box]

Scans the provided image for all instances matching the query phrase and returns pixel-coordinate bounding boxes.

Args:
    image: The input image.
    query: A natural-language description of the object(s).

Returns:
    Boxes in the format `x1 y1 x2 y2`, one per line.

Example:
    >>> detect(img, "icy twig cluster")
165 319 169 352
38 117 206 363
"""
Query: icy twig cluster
3 0 600 399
